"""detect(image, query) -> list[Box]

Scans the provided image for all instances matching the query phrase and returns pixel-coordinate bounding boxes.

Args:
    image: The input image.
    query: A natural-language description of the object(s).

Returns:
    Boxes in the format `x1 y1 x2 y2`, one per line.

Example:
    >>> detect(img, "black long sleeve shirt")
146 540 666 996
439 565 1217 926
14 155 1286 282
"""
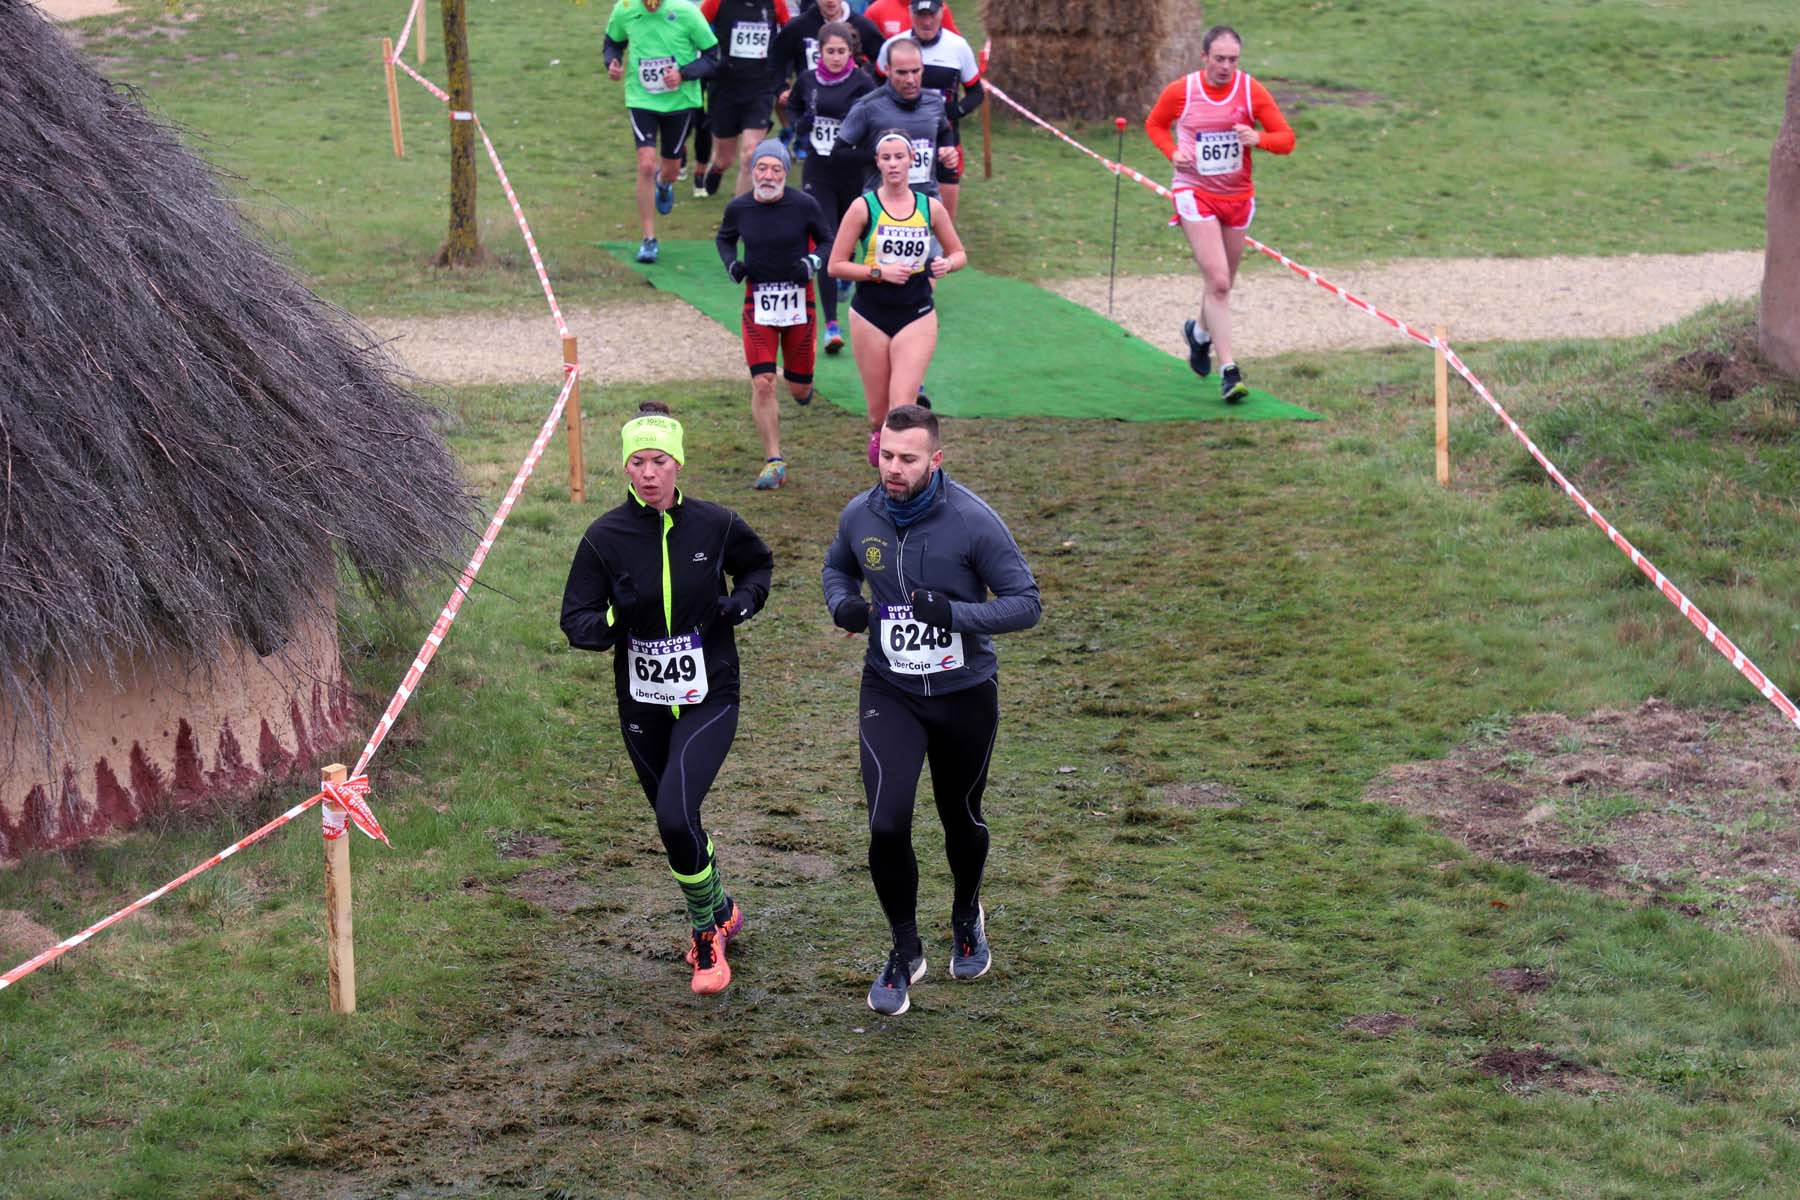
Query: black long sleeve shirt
561 489 773 711
715 187 833 283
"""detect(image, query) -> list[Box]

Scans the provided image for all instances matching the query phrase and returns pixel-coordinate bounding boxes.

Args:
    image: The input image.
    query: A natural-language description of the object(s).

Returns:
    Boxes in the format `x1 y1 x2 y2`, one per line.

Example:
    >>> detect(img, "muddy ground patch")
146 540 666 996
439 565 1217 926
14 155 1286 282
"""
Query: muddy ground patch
1368 698 1800 933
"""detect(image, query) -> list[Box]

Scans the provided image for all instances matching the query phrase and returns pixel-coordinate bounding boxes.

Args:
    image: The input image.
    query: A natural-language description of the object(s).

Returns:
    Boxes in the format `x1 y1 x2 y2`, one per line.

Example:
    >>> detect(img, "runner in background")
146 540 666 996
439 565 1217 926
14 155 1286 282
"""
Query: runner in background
603 0 721 263
827 130 965 466
862 0 956 39
773 0 881 81
821 404 1040 1016
559 404 774 995
1145 24 1294 403
699 0 792 197
835 38 955 198
716 139 833 489
786 21 878 355
874 0 981 220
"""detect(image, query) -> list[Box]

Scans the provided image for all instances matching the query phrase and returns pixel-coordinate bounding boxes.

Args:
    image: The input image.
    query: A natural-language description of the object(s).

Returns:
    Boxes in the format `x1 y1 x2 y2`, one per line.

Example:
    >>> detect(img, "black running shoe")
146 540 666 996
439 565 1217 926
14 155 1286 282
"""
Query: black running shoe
1220 364 1249 404
868 944 927 1015
950 905 991 980
703 168 725 197
1182 319 1212 378
915 388 931 410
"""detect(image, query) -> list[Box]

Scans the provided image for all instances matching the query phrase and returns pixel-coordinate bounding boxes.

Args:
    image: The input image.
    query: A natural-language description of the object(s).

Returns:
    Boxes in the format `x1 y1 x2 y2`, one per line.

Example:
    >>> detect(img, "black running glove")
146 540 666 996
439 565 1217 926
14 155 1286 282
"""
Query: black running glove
909 589 953 630
833 599 871 634
717 593 754 627
727 260 748 284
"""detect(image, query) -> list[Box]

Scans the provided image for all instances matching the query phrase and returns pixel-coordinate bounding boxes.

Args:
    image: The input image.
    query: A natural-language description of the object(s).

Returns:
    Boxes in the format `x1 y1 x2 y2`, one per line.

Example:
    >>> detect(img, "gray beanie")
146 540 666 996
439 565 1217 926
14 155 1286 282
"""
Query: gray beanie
750 137 792 172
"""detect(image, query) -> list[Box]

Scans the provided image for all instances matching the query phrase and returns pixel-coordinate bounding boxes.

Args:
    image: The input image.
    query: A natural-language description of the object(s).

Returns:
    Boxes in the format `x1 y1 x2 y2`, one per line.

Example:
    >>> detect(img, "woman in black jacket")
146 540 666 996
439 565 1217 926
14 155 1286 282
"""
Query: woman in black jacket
787 21 877 354
560 402 775 995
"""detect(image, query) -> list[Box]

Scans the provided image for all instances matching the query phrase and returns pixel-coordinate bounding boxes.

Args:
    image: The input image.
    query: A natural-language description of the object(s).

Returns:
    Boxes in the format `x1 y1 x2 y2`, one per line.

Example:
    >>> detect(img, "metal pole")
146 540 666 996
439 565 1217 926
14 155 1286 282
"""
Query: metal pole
1107 117 1126 318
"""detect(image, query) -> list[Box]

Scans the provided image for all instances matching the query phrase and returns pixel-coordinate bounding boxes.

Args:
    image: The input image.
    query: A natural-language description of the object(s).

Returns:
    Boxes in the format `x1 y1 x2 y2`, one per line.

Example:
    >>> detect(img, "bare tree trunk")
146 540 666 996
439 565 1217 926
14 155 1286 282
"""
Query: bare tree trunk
433 0 490 268
986 0 1205 122
1760 42 1800 375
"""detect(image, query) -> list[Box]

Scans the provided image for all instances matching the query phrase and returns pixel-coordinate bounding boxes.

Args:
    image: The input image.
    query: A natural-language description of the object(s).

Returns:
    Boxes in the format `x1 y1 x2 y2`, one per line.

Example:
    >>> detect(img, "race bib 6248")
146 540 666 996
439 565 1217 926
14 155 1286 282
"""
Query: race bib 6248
878 605 963 675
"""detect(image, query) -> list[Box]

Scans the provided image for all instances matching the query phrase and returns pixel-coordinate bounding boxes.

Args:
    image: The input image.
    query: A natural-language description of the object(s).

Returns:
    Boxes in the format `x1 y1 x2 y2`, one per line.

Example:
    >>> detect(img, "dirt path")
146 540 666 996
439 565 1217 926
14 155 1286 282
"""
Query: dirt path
30 0 122 19
367 251 1762 387
1053 250 1765 362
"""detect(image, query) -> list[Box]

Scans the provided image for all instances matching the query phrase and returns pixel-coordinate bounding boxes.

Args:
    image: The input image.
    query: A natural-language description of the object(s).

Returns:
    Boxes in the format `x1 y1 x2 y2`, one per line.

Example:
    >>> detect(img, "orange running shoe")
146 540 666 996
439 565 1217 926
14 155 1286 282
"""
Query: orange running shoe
689 927 731 995
685 900 745 965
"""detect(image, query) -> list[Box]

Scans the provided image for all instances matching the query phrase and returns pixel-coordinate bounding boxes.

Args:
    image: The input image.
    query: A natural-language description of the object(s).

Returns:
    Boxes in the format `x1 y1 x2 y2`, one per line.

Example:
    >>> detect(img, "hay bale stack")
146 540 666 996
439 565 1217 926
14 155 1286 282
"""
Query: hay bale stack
985 0 1206 122
0 0 473 857
1761 42 1800 375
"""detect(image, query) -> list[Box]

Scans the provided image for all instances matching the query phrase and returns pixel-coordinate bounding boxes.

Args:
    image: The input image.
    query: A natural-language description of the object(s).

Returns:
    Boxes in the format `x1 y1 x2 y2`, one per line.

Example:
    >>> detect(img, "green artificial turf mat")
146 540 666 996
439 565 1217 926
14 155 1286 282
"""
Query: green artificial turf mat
605 240 1320 422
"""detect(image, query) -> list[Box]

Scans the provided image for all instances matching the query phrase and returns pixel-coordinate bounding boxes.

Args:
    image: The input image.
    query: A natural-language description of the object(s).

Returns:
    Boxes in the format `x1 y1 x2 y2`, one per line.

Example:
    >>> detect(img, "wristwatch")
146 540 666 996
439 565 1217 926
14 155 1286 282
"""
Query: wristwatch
869 265 883 281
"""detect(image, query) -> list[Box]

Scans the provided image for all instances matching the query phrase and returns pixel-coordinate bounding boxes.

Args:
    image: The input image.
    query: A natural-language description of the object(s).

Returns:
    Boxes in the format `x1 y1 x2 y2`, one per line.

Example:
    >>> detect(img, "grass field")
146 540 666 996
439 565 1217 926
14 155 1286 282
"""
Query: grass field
4 1 1800 1196
60 0 1790 314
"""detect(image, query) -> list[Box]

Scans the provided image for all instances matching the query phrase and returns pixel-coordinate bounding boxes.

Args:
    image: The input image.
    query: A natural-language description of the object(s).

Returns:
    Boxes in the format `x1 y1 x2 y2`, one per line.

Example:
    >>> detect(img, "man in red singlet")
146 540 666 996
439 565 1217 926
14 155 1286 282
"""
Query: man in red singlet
1146 25 1294 404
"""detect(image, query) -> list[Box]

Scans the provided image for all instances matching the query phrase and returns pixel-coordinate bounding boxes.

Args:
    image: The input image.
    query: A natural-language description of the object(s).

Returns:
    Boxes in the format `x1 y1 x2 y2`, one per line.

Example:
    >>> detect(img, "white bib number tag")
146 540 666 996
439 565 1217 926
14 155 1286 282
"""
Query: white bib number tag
637 55 676 92
804 36 820 71
878 605 964 676
809 115 841 155
729 21 771 58
907 137 933 184
1193 129 1243 176
873 220 928 273
752 281 805 327
628 633 710 706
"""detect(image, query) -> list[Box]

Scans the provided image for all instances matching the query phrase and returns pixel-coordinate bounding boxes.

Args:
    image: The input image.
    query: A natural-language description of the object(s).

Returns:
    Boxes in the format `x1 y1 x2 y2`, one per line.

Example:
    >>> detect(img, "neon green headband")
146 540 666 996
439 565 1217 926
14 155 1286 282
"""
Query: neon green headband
620 414 685 467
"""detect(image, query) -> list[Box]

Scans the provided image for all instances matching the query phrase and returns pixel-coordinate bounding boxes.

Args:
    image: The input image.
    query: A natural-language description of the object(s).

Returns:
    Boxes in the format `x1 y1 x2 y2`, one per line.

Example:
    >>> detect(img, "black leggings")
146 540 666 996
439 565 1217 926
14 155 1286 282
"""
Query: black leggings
802 153 863 325
619 701 739 875
858 668 1000 946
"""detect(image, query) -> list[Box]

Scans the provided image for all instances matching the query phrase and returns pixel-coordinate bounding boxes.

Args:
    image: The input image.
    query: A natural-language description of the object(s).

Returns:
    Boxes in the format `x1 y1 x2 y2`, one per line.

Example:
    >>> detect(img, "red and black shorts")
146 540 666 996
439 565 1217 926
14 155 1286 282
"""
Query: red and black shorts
740 281 817 382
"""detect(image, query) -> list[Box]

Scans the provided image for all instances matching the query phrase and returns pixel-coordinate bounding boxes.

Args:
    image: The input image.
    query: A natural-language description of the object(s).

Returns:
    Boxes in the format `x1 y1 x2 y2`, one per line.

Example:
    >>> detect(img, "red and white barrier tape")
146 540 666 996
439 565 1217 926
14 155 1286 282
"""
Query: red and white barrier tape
474 116 570 338
0 363 582 994
388 58 569 338
391 0 422 61
394 54 451 105
350 364 581 777
2 775 368 990
982 68 1800 731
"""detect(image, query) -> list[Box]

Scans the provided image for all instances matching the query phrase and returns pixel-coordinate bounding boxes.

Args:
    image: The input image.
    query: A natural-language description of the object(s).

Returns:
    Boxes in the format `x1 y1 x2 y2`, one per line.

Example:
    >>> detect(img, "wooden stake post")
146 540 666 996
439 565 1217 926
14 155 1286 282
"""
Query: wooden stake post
322 763 356 1015
981 95 993 180
563 336 587 503
383 38 405 159
415 0 428 65
1434 325 1450 487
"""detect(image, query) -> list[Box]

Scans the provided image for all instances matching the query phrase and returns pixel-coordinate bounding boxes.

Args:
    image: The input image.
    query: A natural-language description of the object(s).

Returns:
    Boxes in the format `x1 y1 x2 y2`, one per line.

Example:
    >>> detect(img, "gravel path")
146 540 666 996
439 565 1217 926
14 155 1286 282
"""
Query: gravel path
365 251 1764 386
365 301 743 388
1052 251 1764 361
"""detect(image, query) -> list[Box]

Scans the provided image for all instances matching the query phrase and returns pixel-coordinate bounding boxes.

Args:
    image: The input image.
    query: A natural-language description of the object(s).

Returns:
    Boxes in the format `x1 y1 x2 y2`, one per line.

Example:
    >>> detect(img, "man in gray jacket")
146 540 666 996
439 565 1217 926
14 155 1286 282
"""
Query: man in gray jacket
821 404 1041 1016
833 36 957 197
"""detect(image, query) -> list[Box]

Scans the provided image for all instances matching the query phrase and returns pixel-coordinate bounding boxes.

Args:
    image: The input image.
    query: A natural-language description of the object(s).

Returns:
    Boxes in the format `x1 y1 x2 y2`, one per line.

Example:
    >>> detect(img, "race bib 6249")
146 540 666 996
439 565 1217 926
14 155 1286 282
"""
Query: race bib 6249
628 633 710 705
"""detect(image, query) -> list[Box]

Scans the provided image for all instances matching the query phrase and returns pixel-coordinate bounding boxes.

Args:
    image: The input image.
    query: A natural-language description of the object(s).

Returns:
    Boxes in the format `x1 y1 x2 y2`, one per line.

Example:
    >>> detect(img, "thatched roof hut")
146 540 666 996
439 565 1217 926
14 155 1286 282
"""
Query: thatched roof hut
0 0 471 857
986 0 1207 122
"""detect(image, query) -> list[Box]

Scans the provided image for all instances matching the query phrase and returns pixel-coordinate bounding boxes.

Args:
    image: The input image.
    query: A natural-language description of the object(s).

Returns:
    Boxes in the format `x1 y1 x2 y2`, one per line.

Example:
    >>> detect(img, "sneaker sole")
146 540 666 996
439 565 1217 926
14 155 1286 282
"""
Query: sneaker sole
1222 382 1248 404
825 339 844 356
